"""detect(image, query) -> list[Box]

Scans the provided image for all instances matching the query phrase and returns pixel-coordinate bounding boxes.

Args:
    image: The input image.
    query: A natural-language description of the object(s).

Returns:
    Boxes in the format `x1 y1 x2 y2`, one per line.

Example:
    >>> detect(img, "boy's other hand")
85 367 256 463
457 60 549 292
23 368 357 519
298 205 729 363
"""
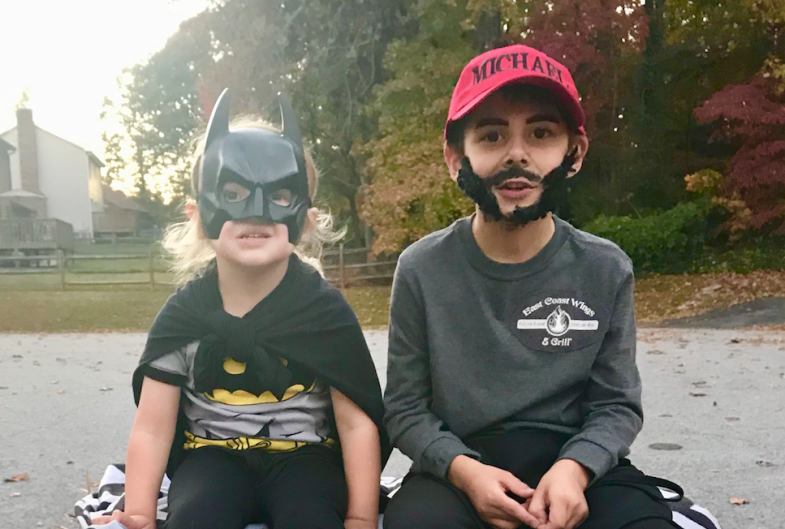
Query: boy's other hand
448 455 540 529
527 459 590 529
91 510 155 529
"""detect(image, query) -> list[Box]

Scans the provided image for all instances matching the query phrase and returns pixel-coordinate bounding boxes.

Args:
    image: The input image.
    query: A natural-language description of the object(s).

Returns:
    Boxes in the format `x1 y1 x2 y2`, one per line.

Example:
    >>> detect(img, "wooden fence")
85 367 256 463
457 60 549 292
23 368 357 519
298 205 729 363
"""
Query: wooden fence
0 245 397 290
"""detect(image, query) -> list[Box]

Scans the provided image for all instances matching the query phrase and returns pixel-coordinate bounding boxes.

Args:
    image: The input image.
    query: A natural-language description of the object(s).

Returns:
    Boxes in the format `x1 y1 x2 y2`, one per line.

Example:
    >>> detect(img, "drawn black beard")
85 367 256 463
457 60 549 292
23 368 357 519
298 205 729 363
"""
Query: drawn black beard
456 149 576 227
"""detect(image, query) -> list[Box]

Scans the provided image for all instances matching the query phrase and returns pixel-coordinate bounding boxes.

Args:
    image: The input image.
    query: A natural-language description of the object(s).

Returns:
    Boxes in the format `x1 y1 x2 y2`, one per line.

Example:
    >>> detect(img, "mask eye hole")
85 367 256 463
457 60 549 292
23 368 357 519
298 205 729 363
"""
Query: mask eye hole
271 189 292 207
221 182 251 203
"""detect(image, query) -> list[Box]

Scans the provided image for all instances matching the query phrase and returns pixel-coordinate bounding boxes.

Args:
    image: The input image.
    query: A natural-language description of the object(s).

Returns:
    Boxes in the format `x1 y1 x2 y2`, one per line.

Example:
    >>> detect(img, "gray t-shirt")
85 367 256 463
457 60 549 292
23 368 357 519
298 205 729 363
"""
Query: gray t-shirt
148 340 334 452
383 215 642 483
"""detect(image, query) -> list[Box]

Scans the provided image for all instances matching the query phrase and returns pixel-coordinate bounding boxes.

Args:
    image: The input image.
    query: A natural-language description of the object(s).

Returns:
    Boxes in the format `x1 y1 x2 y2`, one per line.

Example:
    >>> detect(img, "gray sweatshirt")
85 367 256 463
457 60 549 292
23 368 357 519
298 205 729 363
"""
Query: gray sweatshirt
383 215 643 483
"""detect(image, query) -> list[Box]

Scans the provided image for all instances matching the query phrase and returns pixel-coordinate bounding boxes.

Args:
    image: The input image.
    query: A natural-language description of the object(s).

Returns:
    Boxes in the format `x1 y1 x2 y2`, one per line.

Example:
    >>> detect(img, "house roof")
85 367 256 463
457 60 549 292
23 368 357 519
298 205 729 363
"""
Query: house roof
86 151 105 168
0 137 15 154
0 189 46 198
0 125 102 165
102 186 148 213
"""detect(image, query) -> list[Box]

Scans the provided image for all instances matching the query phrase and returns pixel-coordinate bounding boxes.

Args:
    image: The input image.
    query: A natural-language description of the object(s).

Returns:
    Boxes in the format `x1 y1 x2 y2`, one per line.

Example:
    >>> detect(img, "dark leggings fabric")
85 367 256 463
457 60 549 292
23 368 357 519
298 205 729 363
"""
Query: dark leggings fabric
384 429 678 529
624 520 678 529
165 445 348 529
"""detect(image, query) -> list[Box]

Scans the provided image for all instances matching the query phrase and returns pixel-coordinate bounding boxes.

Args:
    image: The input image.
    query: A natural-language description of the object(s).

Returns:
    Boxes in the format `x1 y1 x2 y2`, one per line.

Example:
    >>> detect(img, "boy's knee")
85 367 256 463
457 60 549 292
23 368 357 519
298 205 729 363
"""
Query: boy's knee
164 501 246 529
384 482 478 529
384 502 462 529
269 504 344 529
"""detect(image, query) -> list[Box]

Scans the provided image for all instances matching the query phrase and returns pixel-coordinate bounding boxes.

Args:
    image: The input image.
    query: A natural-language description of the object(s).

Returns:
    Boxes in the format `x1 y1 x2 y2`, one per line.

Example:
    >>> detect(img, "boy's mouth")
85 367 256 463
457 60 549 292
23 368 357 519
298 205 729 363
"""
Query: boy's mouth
496 178 536 191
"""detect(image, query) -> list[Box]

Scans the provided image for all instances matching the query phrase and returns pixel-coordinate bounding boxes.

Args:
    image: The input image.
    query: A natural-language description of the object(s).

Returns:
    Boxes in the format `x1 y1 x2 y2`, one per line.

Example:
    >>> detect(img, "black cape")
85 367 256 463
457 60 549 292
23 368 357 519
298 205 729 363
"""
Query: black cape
133 255 390 475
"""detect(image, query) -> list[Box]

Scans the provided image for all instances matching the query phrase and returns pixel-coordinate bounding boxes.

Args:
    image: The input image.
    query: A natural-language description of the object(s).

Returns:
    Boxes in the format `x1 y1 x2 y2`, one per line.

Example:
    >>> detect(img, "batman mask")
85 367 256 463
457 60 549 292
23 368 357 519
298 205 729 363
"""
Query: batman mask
198 88 311 243
456 148 577 227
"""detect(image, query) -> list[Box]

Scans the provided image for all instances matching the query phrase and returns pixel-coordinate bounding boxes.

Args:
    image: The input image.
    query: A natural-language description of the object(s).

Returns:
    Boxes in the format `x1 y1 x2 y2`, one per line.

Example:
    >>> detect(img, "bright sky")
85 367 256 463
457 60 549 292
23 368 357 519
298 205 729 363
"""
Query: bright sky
0 0 210 156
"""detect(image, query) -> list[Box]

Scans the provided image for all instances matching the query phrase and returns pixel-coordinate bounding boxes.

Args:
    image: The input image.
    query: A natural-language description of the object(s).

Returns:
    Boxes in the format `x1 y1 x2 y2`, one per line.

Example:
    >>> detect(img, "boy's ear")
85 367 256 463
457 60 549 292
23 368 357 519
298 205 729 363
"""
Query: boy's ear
568 134 590 177
443 142 463 182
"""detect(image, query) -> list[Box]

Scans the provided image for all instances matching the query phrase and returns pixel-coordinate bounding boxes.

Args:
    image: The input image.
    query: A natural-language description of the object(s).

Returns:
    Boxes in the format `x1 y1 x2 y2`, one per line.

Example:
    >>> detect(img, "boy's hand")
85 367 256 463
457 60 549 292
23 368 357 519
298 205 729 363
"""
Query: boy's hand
345 517 377 529
527 459 590 529
91 510 155 529
449 455 541 529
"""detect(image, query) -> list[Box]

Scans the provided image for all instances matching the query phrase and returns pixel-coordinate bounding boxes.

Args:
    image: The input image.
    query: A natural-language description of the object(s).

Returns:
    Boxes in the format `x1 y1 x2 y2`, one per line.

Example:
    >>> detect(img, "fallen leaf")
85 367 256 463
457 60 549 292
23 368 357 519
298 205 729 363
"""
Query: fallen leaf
4 472 28 483
725 417 740 422
647 349 666 355
755 460 776 467
690 392 707 397
730 339 741 344
99 387 113 392
729 497 749 505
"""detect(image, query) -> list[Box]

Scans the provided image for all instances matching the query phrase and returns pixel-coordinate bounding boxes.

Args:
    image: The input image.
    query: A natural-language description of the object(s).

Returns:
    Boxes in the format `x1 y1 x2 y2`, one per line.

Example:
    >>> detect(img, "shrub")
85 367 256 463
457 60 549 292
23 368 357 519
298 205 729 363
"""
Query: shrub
584 199 711 273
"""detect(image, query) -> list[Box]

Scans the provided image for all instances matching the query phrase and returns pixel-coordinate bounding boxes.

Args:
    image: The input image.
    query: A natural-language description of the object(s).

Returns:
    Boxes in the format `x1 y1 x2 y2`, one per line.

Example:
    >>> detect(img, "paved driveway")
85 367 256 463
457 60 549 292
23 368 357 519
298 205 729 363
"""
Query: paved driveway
1 329 782 528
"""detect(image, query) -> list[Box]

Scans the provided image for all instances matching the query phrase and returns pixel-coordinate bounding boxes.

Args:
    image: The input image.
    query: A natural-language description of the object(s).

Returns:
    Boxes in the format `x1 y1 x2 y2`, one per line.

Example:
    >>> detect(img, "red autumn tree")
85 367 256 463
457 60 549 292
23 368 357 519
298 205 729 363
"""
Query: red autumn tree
518 0 649 135
694 70 785 233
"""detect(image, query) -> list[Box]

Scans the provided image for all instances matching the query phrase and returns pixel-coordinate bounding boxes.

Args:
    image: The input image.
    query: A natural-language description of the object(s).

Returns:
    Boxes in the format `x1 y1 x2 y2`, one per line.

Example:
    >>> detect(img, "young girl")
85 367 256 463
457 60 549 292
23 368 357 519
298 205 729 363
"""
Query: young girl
95 89 386 529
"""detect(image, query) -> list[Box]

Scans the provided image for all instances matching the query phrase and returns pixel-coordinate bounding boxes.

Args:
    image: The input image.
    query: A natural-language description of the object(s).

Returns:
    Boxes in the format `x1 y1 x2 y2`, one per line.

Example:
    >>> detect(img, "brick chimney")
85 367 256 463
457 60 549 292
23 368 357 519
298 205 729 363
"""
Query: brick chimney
16 108 40 193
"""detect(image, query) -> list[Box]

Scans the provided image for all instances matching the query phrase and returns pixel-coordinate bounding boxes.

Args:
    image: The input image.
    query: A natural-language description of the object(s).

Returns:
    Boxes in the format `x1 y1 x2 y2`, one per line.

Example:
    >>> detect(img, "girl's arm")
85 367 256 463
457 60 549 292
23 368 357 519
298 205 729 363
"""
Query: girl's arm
123 377 181 522
331 388 381 529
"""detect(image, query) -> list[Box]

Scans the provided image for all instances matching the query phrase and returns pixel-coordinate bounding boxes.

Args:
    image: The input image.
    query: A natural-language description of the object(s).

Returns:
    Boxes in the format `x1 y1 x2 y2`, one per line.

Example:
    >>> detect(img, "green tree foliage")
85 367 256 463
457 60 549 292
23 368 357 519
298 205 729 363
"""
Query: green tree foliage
104 0 405 243
100 12 210 222
103 0 785 255
358 1 478 253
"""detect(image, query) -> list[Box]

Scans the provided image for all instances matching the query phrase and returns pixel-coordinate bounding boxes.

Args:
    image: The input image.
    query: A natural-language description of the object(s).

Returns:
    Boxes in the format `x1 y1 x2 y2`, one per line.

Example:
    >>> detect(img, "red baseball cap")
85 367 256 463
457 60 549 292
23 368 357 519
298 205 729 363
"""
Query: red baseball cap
446 44 586 137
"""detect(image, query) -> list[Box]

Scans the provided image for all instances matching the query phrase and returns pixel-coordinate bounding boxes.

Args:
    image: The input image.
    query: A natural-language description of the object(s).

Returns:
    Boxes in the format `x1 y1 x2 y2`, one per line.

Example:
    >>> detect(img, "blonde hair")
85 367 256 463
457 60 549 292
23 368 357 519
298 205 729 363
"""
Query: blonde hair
162 116 344 285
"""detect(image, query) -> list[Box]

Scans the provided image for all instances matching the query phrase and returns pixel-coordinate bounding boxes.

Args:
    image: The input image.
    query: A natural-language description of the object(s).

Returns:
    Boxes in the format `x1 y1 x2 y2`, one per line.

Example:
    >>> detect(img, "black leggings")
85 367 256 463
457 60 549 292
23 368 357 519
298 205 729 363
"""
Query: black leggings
165 445 347 529
384 430 678 529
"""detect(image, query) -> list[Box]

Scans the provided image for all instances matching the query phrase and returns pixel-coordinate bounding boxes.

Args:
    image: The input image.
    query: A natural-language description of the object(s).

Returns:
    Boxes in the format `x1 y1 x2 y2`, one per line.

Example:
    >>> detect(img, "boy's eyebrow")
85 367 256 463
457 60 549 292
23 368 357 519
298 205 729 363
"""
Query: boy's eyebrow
527 113 561 125
473 114 562 128
473 117 508 128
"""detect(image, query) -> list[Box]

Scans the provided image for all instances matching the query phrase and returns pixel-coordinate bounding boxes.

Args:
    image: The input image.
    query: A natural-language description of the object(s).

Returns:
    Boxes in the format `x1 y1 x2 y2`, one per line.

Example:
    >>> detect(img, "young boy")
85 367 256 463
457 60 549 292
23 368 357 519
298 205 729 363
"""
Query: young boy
382 45 698 529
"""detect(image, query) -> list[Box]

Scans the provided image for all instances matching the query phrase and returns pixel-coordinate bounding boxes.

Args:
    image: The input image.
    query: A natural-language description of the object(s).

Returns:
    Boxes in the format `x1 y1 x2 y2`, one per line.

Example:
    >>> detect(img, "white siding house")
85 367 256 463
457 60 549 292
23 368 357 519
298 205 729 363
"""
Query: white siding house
0 109 103 238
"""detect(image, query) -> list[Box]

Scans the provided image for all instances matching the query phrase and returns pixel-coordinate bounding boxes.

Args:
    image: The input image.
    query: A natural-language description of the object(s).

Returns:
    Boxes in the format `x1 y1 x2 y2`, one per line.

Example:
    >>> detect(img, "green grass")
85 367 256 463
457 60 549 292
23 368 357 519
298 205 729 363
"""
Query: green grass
4 269 784 333
0 290 174 333
0 275 392 333
343 286 392 328
72 239 156 255
0 271 176 291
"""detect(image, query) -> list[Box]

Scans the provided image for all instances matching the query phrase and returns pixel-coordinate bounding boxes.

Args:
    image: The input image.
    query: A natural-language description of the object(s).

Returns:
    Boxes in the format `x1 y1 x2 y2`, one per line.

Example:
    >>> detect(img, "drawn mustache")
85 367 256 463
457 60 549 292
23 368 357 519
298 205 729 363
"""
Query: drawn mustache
483 166 543 188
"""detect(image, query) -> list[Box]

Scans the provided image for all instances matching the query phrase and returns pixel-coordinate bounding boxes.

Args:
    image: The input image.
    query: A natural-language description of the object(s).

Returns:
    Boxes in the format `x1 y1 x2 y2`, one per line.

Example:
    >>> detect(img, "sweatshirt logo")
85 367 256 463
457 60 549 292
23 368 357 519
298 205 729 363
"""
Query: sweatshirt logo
517 298 599 347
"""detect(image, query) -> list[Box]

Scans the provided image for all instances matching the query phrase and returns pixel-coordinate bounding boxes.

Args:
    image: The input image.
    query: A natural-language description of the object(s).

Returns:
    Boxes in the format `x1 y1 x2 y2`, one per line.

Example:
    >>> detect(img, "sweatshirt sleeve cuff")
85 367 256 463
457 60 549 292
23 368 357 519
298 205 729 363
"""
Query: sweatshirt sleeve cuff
558 440 615 485
419 436 481 479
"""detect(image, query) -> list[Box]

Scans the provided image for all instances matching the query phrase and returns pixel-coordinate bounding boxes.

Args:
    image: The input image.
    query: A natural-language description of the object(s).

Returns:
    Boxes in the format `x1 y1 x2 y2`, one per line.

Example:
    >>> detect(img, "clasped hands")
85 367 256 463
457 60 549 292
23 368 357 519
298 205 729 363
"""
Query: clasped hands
448 456 591 529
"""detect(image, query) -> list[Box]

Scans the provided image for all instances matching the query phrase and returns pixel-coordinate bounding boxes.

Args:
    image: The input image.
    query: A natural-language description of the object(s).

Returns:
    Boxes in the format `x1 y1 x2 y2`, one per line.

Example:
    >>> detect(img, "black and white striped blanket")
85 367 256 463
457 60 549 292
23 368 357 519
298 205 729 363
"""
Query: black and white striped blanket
74 465 719 529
